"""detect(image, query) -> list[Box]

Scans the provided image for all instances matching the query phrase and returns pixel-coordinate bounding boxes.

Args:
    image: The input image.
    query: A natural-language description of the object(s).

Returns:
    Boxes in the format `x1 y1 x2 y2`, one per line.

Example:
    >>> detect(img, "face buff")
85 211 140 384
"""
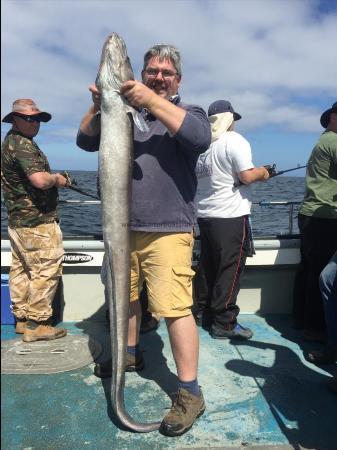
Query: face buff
209 112 234 142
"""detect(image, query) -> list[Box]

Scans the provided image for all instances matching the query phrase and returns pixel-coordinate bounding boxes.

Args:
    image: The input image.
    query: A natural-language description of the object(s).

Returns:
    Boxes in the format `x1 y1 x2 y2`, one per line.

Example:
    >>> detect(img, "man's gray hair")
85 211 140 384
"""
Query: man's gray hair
143 44 182 76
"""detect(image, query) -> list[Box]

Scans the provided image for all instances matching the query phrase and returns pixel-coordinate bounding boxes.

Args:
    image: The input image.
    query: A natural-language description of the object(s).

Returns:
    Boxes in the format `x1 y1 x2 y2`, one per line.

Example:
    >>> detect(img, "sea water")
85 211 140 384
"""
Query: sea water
1 172 305 237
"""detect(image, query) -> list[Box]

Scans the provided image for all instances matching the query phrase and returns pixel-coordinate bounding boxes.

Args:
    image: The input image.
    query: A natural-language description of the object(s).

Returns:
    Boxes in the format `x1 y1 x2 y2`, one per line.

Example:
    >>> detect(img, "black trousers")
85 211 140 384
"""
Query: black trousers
293 214 337 331
194 216 250 330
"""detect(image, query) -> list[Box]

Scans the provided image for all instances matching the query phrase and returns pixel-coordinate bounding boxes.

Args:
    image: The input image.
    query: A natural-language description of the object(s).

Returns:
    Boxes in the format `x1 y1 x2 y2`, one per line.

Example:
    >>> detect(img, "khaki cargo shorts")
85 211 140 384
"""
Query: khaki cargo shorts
130 231 195 318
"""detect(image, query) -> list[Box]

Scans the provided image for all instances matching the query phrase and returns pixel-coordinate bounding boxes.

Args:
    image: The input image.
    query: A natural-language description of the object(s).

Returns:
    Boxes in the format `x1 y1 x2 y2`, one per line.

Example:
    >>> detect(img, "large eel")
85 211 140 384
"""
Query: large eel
95 33 160 432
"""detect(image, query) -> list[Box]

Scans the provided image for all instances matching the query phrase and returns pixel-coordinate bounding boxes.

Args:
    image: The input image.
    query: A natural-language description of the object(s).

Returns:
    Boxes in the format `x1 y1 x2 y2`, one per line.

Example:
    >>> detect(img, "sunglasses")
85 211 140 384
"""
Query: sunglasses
13 113 41 123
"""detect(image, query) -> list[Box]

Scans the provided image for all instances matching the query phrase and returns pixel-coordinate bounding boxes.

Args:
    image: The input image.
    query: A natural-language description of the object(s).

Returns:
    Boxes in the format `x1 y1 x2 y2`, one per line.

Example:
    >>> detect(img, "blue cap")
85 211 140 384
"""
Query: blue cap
208 100 241 120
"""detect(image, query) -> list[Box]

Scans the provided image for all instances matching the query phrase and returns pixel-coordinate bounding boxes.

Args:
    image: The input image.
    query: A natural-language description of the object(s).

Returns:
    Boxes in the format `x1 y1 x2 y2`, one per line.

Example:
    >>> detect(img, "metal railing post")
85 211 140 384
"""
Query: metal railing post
289 203 294 234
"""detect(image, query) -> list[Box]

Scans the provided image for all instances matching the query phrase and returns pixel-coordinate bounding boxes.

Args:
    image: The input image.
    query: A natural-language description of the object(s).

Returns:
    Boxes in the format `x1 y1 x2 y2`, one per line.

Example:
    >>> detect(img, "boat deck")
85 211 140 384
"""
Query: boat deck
1 314 337 450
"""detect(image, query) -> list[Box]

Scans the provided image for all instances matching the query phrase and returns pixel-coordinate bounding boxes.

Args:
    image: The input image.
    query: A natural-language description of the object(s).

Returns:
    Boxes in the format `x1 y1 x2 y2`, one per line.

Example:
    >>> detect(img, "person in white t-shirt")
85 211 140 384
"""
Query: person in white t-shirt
194 100 270 339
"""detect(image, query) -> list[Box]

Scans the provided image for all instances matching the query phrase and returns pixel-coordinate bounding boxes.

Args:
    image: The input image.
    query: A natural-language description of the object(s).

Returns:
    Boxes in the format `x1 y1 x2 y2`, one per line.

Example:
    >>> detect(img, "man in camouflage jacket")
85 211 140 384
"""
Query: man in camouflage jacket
1 98 68 342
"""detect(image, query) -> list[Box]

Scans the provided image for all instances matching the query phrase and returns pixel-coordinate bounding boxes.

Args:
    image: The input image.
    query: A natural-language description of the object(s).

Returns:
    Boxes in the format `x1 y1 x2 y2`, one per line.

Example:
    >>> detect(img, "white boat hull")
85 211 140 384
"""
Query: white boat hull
1 237 300 321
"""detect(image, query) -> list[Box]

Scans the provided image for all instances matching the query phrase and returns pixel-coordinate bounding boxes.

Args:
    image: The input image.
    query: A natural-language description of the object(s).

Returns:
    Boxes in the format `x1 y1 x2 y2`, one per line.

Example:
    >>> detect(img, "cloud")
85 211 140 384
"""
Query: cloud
1 0 336 168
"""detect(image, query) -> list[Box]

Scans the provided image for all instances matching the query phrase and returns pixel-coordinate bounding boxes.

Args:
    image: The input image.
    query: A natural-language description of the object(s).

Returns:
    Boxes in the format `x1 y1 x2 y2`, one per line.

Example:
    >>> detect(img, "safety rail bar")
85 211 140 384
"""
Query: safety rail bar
251 200 302 234
59 200 101 204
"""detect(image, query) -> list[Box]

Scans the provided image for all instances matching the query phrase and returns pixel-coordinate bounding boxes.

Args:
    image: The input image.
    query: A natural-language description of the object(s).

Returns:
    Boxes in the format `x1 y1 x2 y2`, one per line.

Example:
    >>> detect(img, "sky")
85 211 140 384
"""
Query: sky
1 0 337 174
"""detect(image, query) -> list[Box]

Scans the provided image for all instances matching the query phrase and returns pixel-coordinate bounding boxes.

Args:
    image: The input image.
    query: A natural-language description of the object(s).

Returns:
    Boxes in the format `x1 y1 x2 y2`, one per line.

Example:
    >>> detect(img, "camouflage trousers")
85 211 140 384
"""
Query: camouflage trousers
8 222 64 322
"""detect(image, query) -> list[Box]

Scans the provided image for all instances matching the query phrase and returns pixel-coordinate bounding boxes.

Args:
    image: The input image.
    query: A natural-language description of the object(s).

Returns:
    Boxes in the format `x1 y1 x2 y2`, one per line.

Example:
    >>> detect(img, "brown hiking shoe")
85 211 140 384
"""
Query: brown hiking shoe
93 352 145 378
23 321 67 342
306 347 337 365
15 320 26 334
160 388 205 436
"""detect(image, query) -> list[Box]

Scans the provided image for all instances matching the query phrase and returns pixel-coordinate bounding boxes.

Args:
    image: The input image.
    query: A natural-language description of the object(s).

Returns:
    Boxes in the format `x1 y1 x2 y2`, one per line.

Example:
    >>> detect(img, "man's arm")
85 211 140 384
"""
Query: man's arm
238 167 270 184
122 80 211 153
13 137 69 190
225 133 270 185
28 172 68 190
121 80 186 135
174 105 212 154
143 95 187 135
79 106 101 137
79 84 101 136
76 84 101 152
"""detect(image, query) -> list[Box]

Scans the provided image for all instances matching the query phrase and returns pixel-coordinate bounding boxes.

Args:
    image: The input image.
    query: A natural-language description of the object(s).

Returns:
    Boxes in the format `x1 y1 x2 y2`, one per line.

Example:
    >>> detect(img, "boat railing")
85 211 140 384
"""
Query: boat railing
252 200 301 235
59 200 101 204
58 199 302 236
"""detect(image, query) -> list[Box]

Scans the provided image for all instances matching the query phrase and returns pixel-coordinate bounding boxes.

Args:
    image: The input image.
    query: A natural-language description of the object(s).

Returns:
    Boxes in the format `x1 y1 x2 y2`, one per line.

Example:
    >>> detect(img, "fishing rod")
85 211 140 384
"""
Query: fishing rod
66 184 100 200
233 164 307 188
62 171 100 200
271 164 307 176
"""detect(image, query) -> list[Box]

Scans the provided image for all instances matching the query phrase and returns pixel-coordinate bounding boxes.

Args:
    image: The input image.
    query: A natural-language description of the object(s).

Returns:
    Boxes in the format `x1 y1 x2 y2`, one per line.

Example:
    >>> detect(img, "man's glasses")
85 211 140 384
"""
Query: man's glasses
144 68 178 79
13 114 41 123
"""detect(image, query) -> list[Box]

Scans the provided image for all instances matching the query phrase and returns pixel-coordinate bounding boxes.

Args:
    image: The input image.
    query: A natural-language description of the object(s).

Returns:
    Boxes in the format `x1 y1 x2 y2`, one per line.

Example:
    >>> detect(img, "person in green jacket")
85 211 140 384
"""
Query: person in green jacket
293 101 337 341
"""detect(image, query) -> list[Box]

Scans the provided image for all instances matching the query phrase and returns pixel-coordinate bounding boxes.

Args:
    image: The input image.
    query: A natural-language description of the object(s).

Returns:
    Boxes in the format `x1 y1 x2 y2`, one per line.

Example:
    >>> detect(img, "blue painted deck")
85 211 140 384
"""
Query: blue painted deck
1 315 337 450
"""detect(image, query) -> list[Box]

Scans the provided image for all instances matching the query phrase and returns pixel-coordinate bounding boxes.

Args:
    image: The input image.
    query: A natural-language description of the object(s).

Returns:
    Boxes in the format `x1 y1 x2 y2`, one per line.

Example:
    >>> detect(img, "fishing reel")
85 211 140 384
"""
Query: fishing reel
61 171 77 186
263 164 277 177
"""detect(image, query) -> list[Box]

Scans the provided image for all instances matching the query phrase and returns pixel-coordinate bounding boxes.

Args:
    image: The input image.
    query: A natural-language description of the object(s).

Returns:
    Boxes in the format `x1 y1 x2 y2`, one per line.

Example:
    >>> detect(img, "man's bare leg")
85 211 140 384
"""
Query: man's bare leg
165 314 199 381
128 299 141 346
94 299 143 378
160 314 204 437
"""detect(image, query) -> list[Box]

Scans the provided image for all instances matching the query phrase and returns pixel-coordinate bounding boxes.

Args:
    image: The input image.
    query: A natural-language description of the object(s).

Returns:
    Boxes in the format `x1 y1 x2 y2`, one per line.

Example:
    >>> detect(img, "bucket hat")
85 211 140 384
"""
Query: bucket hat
208 100 241 120
320 101 337 129
2 99 51 123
